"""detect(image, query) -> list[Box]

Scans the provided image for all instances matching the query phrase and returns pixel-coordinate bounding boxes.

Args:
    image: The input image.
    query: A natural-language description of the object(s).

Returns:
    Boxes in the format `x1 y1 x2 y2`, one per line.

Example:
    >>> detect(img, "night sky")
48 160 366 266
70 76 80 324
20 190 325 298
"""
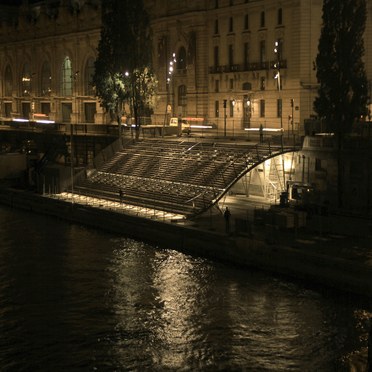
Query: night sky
0 0 44 5
0 0 22 5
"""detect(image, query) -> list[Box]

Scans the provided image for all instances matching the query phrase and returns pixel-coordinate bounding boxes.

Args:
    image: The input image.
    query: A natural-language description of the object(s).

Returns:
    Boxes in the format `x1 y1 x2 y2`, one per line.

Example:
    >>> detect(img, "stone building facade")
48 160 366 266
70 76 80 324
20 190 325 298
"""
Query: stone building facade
0 0 102 125
149 0 324 134
0 0 371 134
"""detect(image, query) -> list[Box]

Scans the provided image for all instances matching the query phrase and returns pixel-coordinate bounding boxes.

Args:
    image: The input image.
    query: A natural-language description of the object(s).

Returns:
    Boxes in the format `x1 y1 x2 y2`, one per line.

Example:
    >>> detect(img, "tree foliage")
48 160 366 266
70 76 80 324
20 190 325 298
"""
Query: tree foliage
314 0 368 136
92 0 157 130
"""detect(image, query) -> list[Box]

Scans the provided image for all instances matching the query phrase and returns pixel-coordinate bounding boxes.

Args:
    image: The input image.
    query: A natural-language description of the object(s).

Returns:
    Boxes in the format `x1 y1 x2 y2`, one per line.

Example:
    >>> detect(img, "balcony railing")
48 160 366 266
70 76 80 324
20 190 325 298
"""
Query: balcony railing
209 60 287 74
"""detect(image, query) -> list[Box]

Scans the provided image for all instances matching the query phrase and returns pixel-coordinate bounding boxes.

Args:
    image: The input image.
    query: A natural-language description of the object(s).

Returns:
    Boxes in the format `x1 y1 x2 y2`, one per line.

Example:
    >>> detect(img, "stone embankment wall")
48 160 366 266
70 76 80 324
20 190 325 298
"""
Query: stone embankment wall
0 187 372 300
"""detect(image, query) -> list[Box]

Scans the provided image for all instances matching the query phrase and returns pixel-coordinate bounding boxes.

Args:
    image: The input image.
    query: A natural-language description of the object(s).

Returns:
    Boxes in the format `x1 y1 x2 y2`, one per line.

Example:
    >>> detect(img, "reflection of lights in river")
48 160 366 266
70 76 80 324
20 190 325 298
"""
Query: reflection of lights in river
151 251 205 368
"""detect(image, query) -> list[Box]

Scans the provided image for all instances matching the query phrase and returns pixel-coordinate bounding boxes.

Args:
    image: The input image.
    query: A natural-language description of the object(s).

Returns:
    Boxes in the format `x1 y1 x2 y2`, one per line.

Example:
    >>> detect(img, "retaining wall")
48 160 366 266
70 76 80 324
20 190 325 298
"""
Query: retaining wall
0 187 371 299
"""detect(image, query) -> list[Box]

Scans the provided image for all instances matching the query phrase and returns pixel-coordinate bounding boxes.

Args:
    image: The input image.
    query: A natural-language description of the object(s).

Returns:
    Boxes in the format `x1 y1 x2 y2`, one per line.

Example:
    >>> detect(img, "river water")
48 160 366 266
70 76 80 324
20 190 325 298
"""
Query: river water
0 205 371 371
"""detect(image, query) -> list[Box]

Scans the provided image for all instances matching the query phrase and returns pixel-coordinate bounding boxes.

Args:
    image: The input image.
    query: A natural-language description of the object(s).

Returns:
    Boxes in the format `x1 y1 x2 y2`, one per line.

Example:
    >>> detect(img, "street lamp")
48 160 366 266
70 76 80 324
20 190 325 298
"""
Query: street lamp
232 99 236 137
290 98 294 140
274 40 284 148
223 99 227 137
163 53 176 137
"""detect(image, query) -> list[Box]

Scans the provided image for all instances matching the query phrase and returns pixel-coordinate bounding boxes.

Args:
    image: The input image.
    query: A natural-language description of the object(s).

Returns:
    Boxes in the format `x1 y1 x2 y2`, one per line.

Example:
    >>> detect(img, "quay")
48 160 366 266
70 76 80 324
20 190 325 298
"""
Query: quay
0 183 371 302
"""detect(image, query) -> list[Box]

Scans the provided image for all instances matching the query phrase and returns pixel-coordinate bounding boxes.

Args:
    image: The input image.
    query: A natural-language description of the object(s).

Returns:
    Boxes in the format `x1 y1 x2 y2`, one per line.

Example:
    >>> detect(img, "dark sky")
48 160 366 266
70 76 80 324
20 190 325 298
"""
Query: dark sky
0 0 22 5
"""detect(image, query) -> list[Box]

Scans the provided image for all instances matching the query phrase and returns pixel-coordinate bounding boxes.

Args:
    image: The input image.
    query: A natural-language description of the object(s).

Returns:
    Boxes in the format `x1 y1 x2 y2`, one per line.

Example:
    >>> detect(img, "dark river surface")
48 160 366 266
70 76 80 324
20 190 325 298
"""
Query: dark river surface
0 205 371 371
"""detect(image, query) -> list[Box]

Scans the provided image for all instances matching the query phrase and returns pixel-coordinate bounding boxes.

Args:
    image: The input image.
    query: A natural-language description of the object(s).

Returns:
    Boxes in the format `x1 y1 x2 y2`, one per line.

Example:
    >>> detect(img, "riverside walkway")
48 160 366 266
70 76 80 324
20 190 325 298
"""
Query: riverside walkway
54 190 372 268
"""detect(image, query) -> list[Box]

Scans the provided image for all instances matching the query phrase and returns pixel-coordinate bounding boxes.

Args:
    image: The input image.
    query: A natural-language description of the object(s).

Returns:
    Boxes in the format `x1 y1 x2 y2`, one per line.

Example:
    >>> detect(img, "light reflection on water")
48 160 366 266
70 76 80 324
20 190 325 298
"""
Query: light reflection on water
0 206 370 371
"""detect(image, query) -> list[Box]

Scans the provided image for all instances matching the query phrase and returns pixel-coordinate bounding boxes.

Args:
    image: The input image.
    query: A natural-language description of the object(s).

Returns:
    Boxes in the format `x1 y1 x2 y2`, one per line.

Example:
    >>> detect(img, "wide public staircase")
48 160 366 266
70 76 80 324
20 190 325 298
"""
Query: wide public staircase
70 138 293 217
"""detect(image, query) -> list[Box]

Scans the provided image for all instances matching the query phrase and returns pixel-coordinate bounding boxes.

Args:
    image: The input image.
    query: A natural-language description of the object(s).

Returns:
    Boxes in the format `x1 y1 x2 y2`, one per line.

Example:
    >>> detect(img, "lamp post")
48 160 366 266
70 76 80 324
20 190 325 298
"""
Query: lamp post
290 98 294 142
223 99 227 137
274 40 284 151
163 53 176 137
70 70 79 204
274 41 283 132
232 99 236 137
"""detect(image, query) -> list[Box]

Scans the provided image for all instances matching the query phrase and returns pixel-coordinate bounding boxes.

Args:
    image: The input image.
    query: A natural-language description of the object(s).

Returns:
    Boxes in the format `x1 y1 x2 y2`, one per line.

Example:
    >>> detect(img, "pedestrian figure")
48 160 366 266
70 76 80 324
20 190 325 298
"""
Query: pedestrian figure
224 207 231 234
259 124 263 143
119 188 123 204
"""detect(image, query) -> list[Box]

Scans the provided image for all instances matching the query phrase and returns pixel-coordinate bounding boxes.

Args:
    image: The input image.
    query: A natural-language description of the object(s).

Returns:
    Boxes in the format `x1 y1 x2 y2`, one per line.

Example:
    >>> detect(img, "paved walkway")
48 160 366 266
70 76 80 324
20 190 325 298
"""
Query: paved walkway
51 191 372 267
192 194 372 267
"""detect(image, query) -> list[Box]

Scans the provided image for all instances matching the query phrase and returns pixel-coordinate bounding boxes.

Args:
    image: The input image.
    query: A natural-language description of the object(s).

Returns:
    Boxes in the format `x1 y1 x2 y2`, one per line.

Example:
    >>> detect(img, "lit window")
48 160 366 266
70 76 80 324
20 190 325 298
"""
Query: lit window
41 61 52 96
21 63 32 96
61 56 73 96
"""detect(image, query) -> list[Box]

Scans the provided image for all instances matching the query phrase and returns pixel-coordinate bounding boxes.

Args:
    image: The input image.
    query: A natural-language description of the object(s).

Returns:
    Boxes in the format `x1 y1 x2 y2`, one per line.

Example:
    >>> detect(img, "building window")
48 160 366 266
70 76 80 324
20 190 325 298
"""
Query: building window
178 85 187 106
229 100 235 117
228 44 234 67
4 102 12 117
229 79 234 90
276 38 284 60
41 102 50 115
229 0 233 5
214 19 219 34
229 17 233 33
177 47 187 70
21 63 32 96
244 14 249 30
215 100 219 117
84 57 95 96
22 102 31 119
4 65 13 96
41 61 51 96
62 102 72 122
84 102 96 123
278 8 283 25
215 80 219 92
260 99 265 117
260 77 265 90
315 158 323 171
214 46 219 68
260 11 265 28
260 40 266 63
244 42 249 69
277 98 282 117
61 56 73 96
215 0 218 9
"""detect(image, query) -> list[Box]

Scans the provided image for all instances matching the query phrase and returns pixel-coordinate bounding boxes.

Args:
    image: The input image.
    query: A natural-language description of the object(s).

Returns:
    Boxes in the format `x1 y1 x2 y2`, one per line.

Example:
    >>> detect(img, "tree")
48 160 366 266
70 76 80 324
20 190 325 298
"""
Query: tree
93 0 157 138
314 0 368 135
314 0 368 208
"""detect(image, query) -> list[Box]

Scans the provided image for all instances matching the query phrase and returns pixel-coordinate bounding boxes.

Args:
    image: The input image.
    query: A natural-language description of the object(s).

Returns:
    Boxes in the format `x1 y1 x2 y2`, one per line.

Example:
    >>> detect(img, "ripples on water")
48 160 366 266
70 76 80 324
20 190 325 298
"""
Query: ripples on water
0 206 370 371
